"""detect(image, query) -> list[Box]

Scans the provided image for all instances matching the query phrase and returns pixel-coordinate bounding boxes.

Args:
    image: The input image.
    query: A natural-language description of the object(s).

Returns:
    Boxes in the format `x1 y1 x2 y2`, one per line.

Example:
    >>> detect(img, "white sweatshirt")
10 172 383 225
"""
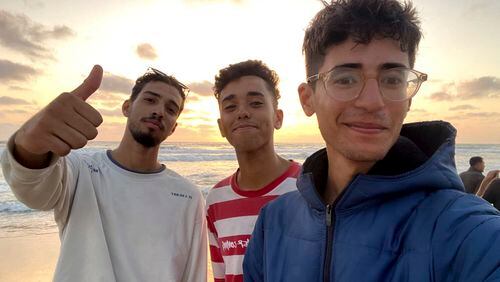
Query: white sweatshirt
1 136 207 282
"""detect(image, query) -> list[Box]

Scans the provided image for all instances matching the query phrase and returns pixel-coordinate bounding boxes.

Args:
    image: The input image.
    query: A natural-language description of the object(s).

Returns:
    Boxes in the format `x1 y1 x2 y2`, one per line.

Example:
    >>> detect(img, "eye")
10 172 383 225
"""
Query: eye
250 101 264 107
326 70 361 89
144 97 155 103
223 104 236 111
380 74 405 88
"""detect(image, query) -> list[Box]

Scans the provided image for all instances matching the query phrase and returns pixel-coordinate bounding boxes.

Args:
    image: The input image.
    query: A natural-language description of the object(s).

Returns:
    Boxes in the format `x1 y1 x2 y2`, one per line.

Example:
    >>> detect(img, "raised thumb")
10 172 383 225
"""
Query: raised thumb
71 65 103 101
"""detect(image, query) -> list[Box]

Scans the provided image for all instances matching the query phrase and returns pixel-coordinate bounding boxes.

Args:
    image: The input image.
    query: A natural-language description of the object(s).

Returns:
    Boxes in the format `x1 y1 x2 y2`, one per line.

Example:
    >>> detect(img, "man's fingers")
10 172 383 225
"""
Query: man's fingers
73 102 104 127
51 124 89 151
64 112 100 140
71 65 103 101
46 135 72 157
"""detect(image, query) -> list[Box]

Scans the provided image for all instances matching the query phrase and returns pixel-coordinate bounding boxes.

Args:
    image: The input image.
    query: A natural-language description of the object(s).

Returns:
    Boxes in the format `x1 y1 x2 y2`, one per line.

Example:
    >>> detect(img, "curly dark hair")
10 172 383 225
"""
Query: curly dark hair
213 60 280 104
131 68 189 111
303 0 422 78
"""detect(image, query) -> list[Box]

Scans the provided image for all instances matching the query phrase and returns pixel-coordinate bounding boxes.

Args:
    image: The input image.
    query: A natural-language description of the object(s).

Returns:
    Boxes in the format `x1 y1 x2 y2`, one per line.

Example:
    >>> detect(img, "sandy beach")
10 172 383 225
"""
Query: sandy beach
0 232 214 281
0 232 59 282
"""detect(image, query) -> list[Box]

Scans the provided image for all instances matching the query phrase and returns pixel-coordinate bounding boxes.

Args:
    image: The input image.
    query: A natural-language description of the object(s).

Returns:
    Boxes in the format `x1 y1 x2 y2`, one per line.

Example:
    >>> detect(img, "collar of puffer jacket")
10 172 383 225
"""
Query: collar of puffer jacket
297 120 464 211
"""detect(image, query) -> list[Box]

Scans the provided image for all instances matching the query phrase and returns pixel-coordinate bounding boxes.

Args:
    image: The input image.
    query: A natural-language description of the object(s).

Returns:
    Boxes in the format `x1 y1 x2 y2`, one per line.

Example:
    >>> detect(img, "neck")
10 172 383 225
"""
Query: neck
324 147 375 204
111 132 162 173
235 143 290 191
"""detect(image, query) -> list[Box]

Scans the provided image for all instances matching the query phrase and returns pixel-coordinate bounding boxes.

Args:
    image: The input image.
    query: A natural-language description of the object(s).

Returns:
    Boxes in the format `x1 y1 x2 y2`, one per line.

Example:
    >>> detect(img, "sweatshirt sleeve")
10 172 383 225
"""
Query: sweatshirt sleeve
182 190 208 282
432 194 500 282
0 134 79 230
243 206 266 282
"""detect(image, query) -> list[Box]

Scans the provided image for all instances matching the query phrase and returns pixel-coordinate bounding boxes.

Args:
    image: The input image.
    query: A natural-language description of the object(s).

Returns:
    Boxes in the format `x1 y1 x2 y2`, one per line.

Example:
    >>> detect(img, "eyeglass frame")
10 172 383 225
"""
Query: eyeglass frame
306 66 428 102
145 67 191 98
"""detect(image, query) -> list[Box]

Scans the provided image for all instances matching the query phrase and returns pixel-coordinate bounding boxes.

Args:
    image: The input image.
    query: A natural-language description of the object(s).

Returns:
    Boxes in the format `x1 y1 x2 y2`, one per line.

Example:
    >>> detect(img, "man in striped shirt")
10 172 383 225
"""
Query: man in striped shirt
206 60 300 282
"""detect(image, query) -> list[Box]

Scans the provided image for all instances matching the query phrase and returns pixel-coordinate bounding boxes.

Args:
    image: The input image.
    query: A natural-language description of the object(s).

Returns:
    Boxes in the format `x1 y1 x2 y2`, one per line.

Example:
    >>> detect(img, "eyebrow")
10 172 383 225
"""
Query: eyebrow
247 91 265 98
220 91 265 103
143 91 181 110
143 91 162 98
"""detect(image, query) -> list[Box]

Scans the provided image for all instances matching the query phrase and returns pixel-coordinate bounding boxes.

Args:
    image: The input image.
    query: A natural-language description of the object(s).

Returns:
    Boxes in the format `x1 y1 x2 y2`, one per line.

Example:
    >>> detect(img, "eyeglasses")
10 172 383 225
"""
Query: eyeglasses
146 67 190 98
307 67 427 102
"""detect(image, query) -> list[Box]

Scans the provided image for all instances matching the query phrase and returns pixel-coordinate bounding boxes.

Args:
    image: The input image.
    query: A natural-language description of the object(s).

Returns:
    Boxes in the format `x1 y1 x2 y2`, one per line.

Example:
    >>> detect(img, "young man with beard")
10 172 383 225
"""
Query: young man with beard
1 66 207 281
243 0 500 281
206 60 300 282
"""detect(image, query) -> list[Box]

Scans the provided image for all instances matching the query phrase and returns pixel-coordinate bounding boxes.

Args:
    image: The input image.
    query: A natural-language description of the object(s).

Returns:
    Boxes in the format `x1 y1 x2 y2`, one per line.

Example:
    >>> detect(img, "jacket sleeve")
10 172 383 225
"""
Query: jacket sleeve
182 191 208 282
432 194 500 282
206 209 226 281
243 206 266 282
0 134 78 230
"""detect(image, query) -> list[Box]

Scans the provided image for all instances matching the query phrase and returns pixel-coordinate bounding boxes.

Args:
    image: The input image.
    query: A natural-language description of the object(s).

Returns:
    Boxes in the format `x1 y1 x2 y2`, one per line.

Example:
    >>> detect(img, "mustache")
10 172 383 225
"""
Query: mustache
141 116 165 130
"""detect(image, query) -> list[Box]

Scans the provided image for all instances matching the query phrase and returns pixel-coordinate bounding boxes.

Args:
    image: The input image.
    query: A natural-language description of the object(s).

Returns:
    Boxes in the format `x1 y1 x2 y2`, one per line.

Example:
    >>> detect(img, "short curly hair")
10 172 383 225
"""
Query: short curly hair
213 60 280 105
303 0 422 78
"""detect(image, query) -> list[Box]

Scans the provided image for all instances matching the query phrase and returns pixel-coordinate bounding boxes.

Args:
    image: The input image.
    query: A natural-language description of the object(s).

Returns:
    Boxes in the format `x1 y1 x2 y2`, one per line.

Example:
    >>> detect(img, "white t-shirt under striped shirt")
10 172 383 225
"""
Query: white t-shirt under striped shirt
206 161 301 282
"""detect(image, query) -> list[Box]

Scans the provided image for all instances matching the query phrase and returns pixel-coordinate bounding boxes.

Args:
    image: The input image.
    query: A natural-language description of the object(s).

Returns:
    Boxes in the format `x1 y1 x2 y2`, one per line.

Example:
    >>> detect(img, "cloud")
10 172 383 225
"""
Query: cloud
184 0 243 4
9 85 30 91
0 59 39 82
410 108 428 113
100 72 134 95
23 0 44 9
98 107 123 117
446 112 499 120
457 77 500 99
428 77 500 101
449 105 479 111
4 109 30 114
0 10 75 60
187 80 214 96
0 96 31 105
136 43 158 60
428 91 454 101
462 0 499 18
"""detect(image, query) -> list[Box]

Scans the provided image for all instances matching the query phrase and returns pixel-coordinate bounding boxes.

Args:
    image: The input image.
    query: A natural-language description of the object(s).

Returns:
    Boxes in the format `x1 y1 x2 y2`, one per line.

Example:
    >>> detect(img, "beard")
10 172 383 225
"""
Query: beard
129 123 162 148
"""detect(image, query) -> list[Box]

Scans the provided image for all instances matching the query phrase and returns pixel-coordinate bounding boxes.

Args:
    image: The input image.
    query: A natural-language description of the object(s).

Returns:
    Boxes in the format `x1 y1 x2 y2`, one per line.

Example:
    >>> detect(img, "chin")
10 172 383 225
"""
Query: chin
338 141 393 163
230 137 265 153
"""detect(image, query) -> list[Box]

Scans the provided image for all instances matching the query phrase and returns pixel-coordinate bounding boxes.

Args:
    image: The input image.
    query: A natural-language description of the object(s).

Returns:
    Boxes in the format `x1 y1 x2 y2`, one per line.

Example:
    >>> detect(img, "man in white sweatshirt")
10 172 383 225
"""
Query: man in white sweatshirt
1 65 207 282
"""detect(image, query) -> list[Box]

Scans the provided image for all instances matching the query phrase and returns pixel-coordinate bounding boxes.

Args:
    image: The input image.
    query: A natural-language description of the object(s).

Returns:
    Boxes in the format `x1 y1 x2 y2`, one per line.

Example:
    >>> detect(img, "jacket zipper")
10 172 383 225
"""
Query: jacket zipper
323 204 334 282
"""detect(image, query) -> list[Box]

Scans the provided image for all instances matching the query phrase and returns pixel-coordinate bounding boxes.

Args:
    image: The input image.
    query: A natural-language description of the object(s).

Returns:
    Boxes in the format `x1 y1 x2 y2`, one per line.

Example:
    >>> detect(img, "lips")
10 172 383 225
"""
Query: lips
343 122 388 134
142 118 164 130
232 123 258 132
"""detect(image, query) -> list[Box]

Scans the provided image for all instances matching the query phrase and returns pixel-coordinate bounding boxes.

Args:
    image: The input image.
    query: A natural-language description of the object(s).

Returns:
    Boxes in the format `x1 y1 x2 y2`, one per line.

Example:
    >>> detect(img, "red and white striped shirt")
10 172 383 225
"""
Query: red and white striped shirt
206 161 301 282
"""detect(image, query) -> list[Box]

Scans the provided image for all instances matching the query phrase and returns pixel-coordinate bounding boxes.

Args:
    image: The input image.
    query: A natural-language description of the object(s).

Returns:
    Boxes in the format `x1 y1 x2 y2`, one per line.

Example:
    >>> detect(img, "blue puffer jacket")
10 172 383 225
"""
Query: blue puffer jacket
243 121 500 282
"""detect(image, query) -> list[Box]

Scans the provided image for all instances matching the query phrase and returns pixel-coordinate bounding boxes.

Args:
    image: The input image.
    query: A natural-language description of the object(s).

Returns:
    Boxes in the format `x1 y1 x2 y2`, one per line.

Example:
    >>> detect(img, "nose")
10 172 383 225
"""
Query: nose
353 78 385 112
151 106 164 119
236 105 250 120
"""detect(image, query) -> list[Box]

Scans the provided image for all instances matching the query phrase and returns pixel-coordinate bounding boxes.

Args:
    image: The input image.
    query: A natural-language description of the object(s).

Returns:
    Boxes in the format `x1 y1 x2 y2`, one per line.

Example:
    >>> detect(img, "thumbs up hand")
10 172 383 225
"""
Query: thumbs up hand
14 65 104 162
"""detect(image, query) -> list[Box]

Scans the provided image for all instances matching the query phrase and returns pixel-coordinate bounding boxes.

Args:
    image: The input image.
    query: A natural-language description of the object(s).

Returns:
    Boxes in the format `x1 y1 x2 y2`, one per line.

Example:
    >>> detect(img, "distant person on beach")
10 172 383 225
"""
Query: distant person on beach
206 60 300 282
1 66 207 281
243 0 500 281
459 156 485 194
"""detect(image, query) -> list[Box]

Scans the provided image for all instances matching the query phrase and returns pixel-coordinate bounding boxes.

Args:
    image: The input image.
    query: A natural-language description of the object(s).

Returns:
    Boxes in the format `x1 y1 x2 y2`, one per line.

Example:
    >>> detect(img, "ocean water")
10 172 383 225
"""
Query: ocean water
0 142 499 237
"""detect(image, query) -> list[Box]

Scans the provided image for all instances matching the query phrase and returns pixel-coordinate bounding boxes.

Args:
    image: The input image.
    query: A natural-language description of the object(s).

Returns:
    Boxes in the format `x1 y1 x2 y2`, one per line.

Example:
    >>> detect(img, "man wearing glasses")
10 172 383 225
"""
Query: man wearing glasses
1 66 207 281
243 0 500 281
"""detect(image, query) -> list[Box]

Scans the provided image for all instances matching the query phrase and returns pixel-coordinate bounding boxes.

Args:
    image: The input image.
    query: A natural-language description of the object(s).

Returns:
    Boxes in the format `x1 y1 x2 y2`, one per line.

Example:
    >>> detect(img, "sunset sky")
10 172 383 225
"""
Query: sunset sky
1 0 499 144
